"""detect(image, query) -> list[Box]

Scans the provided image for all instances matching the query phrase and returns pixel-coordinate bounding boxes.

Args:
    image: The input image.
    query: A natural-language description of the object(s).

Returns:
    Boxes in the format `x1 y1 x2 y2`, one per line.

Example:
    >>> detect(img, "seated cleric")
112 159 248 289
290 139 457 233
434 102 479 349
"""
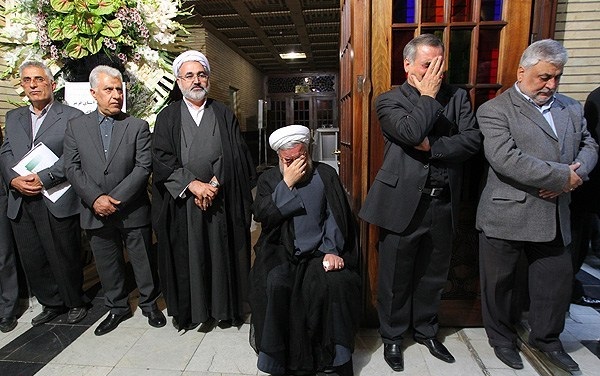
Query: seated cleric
248 125 361 376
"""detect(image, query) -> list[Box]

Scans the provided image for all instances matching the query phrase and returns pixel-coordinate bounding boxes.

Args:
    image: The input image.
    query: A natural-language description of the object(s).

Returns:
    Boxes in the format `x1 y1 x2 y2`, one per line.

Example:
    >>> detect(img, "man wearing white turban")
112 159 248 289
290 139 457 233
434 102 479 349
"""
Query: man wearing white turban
249 125 360 376
152 50 256 331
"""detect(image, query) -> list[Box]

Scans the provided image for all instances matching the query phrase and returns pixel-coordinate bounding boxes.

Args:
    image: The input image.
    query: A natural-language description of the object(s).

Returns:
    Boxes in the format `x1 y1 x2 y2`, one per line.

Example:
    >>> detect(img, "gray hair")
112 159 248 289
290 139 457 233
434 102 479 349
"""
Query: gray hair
404 34 445 63
89 65 122 89
520 39 568 69
19 61 53 83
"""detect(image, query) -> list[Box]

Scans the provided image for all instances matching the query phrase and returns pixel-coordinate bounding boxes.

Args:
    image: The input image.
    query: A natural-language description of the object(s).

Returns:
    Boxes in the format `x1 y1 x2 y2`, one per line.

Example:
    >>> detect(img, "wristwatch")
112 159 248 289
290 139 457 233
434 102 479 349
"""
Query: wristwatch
209 180 220 188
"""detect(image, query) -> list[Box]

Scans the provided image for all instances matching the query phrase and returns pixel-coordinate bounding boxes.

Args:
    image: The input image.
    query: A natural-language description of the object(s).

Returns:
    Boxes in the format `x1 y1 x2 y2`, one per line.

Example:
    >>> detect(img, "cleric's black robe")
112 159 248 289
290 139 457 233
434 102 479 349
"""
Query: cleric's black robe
249 162 360 374
152 99 256 326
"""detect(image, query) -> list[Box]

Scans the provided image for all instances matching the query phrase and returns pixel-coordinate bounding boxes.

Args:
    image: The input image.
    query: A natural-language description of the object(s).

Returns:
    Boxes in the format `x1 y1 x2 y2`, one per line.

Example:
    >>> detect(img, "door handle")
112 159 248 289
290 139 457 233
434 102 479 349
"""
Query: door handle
332 149 341 155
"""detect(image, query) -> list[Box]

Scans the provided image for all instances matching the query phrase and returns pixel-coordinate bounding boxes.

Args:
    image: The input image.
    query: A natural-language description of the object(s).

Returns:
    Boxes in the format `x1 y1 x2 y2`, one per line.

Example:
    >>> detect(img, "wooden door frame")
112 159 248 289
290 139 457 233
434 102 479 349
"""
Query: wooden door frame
344 0 558 327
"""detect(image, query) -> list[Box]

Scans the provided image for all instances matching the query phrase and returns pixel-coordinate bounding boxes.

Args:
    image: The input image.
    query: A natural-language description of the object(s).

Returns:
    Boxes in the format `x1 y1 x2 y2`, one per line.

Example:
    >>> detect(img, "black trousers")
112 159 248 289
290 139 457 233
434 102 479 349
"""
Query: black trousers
479 232 572 351
87 224 159 315
377 195 452 344
0 190 19 318
11 196 84 308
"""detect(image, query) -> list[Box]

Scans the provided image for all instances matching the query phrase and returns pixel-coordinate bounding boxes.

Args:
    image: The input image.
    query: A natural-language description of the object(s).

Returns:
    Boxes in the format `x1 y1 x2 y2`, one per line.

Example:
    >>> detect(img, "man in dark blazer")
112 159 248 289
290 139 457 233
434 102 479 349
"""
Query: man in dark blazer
0 61 87 326
64 65 165 336
359 34 481 371
570 85 600 307
0 131 19 333
476 39 598 373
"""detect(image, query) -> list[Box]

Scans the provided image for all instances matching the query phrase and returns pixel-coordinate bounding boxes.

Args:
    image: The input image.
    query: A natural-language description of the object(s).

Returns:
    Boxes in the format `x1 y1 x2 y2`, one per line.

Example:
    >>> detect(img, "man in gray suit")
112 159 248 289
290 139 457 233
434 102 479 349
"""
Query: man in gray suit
359 34 481 371
476 39 598 372
64 65 165 336
0 61 87 326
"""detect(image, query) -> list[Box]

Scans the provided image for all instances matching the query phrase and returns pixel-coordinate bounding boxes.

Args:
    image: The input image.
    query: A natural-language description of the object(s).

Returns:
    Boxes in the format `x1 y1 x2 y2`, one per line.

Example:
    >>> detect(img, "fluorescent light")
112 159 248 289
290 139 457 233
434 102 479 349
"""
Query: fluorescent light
280 52 306 59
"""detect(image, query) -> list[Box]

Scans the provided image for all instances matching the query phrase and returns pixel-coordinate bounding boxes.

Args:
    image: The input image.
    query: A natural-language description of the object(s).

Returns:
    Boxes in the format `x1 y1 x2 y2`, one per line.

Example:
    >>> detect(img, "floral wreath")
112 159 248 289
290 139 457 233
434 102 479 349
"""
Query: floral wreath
0 0 190 128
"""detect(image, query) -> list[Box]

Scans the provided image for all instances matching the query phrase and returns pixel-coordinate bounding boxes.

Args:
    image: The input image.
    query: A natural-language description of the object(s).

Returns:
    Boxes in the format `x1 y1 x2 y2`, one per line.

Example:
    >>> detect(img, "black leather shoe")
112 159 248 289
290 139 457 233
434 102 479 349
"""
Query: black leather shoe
572 295 600 307
94 311 132 336
143 309 166 328
416 338 455 363
383 343 404 372
543 350 580 372
31 307 66 326
494 346 523 369
0 316 17 333
66 306 88 324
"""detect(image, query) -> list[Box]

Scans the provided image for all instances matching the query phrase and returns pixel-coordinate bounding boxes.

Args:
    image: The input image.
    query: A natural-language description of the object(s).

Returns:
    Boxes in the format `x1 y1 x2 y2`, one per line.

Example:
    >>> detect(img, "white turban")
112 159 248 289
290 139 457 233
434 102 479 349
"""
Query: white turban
172 50 210 76
269 125 310 151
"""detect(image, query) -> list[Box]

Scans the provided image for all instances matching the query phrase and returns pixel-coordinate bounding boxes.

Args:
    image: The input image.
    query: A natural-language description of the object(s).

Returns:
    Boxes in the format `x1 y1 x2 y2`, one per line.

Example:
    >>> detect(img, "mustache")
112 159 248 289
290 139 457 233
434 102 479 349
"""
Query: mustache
191 84 207 92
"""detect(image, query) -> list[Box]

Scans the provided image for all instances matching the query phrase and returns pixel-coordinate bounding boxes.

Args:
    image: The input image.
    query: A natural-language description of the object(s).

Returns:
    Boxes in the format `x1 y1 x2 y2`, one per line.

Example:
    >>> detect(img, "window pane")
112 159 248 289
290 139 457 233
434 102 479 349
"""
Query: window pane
293 100 310 128
475 88 499 109
451 0 472 22
477 28 501 84
422 0 445 23
448 29 472 85
481 0 503 21
393 0 416 23
315 99 334 128
391 29 416 86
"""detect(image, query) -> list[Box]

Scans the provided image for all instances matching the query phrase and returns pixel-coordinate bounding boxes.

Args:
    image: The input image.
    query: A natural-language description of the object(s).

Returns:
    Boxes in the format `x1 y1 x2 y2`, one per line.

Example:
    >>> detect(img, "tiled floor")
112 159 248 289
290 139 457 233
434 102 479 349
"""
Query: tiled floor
1 259 599 376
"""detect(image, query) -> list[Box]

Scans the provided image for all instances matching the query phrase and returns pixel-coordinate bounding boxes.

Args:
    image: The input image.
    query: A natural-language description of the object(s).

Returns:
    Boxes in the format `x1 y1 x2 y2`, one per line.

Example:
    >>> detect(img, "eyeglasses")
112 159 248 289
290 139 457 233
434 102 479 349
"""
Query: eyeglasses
21 76 47 84
178 72 209 81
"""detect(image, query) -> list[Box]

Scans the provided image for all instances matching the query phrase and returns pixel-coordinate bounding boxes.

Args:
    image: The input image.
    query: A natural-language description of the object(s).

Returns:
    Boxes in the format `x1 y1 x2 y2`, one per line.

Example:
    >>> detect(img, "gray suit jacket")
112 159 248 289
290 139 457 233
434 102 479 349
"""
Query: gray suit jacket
359 83 481 233
476 86 599 245
63 111 152 230
0 102 83 220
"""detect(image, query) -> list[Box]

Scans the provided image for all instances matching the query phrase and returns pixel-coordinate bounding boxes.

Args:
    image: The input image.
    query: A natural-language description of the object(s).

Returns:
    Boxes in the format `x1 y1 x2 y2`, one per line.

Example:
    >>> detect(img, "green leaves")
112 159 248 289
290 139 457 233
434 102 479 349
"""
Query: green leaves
65 35 103 58
47 0 124 57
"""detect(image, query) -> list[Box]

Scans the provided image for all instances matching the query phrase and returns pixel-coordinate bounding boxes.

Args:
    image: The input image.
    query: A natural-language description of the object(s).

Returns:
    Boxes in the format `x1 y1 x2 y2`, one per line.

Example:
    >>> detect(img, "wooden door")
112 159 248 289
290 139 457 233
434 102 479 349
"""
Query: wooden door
341 0 536 326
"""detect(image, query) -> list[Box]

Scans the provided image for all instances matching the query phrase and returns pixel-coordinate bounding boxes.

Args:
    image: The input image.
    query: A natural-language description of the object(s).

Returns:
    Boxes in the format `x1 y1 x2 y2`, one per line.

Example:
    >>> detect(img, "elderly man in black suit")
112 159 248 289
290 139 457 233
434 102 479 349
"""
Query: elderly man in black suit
359 34 481 372
476 39 598 372
0 61 87 326
64 65 165 336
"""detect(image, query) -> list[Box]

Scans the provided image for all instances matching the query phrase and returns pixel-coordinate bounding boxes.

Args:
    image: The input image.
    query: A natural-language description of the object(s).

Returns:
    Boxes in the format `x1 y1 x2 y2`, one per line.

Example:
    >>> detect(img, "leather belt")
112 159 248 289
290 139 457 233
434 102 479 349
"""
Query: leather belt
421 187 445 197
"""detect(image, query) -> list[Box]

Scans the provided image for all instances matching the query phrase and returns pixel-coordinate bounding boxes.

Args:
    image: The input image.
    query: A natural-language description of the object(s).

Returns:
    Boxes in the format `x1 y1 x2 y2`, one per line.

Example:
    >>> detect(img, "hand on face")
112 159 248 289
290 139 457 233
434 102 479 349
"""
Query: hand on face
282 155 307 189
409 55 444 98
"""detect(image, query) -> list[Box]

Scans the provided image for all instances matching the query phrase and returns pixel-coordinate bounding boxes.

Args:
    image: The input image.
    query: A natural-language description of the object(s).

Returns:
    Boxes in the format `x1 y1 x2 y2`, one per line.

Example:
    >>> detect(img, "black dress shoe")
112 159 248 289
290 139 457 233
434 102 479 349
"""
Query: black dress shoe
416 338 455 363
543 350 580 372
143 309 166 328
94 311 132 336
572 295 600 307
493 346 523 369
31 307 66 326
0 316 17 333
383 343 404 372
66 306 88 324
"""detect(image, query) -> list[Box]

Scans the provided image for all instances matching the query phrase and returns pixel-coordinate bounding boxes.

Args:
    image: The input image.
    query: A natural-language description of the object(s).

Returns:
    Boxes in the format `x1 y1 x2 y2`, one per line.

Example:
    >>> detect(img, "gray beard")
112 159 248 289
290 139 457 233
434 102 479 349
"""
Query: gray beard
181 84 209 102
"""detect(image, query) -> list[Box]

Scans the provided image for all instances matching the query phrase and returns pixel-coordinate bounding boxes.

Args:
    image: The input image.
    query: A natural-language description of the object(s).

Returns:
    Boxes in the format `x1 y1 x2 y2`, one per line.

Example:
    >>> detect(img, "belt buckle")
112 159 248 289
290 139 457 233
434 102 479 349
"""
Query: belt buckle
429 187 442 197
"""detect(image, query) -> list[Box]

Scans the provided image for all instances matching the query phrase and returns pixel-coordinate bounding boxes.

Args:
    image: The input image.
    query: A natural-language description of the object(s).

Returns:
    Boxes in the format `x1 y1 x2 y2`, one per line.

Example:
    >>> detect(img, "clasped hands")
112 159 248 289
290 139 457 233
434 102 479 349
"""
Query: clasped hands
10 173 43 196
189 177 219 211
322 253 345 272
93 194 121 217
539 162 582 199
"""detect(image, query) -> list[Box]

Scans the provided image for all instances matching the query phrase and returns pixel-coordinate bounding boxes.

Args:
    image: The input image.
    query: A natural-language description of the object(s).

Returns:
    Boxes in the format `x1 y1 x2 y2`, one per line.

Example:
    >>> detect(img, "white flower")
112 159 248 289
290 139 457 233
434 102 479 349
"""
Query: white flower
153 32 176 45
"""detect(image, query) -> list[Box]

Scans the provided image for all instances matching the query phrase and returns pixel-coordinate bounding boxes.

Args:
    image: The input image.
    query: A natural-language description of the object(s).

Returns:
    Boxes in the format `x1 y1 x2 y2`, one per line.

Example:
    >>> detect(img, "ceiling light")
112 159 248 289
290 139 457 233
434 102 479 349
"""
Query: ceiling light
280 52 306 60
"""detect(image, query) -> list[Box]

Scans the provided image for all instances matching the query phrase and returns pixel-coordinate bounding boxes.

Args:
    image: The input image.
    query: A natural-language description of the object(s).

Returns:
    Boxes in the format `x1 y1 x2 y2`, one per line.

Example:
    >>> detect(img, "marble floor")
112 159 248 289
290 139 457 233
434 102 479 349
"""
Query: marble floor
0 262 599 376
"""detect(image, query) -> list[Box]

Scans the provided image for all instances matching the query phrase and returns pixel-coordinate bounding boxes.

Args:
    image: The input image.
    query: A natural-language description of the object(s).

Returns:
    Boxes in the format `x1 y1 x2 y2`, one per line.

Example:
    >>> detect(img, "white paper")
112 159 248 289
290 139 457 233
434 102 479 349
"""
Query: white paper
12 142 70 202
64 82 126 114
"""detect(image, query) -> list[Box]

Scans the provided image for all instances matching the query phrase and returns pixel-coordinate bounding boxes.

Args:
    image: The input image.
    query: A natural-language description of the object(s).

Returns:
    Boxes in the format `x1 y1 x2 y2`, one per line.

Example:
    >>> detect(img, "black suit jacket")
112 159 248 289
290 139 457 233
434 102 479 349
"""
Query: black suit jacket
359 82 481 233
